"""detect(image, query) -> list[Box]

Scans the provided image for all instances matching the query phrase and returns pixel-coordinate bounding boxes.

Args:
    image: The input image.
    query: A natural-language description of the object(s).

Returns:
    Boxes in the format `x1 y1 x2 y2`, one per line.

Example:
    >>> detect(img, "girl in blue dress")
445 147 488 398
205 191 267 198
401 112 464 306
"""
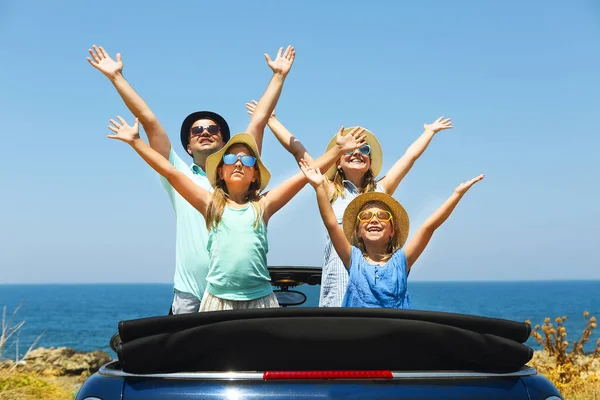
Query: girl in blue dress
300 160 484 308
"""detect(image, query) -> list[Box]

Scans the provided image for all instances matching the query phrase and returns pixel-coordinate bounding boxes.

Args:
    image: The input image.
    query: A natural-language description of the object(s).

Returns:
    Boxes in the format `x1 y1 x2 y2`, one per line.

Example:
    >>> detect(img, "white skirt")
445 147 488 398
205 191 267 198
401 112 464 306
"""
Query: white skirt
199 290 280 312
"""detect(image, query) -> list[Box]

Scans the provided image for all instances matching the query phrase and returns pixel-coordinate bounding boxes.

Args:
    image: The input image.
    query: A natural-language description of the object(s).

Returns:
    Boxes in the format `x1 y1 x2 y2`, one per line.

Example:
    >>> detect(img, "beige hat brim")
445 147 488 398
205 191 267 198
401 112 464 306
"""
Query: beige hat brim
342 192 410 249
205 133 271 192
324 127 383 180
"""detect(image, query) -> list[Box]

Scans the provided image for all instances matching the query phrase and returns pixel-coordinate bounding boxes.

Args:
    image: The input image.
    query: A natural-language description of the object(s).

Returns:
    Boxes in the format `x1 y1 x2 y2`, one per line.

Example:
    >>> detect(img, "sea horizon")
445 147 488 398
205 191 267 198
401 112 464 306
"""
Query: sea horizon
3 278 600 285
1 281 599 358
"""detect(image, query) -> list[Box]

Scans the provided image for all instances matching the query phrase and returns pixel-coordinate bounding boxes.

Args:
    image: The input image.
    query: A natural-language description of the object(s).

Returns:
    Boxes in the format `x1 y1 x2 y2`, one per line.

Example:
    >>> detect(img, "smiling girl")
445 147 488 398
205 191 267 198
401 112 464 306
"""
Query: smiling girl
301 159 483 308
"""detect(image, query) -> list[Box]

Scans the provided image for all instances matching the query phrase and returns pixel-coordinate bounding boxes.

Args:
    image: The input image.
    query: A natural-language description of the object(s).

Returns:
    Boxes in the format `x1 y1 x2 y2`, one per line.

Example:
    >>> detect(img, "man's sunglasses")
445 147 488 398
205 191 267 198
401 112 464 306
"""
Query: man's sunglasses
222 153 257 167
346 144 371 156
357 210 393 223
191 125 220 136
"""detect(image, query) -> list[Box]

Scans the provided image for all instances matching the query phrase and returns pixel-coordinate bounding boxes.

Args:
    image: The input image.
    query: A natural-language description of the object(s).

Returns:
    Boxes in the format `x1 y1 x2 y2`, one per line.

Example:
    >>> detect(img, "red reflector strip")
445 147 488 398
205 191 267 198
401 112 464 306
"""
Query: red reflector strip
263 370 393 380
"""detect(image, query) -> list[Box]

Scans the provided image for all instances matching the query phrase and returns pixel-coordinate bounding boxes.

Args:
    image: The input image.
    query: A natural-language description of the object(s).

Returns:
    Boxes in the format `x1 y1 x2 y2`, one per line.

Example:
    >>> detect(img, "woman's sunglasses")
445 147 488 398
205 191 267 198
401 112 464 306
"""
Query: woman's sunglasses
357 210 393 223
191 125 220 136
222 153 257 167
346 144 371 156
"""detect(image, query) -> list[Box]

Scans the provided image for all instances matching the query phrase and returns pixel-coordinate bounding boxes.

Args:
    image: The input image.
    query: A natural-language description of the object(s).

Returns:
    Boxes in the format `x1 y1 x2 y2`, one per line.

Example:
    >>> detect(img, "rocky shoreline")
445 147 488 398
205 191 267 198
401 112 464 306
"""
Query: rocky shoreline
0 347 111 376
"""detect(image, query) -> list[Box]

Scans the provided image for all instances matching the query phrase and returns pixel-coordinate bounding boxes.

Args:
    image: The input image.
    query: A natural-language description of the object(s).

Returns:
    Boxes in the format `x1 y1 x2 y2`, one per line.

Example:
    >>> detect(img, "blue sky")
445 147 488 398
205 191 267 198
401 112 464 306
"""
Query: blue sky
0 0 598 283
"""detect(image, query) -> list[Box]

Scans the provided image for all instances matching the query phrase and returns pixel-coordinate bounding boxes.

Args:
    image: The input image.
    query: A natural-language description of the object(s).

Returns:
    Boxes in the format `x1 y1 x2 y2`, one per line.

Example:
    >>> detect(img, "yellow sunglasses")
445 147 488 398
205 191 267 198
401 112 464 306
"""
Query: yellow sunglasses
357 210 393 223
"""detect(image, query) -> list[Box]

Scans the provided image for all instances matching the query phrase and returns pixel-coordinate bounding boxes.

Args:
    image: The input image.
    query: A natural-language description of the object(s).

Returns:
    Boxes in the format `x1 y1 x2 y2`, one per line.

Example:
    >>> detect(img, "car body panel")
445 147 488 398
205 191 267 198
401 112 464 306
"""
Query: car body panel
74 362 562 400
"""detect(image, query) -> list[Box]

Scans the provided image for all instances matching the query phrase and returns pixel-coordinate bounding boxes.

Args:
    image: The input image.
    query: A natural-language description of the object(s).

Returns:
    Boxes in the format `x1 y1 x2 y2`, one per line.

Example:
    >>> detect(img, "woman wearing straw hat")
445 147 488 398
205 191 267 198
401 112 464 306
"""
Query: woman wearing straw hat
300 160 484 308
245 101 454 307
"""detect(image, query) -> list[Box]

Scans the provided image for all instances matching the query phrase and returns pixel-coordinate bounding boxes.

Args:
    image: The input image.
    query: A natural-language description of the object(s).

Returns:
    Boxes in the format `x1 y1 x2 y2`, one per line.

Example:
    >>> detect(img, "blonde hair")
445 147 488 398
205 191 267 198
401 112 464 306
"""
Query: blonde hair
350 201 401 262
330 167 378 204
205 146 263 231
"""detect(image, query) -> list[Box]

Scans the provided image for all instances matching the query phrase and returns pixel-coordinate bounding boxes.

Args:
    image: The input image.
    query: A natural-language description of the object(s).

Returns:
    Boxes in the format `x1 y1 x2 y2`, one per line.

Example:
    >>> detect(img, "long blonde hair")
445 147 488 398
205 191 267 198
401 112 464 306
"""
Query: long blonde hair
205 147 263 231
350 201 400 262
330 167 378 203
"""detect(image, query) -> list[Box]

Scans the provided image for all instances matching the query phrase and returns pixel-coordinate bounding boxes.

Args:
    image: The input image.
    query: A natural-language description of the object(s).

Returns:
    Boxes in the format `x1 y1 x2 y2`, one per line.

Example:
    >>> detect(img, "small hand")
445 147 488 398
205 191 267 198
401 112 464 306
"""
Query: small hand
87 45 123 79
245 100 276 120
299 159 324 188
454 174 485 195
107 116 140 144
336 126 367 154
424 116 453 134
264 45 295 77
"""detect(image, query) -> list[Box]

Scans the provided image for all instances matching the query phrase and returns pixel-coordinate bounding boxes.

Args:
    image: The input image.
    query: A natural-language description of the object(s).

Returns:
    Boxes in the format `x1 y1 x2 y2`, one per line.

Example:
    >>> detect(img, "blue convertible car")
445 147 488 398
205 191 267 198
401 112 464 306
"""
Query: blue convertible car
75 267 562 400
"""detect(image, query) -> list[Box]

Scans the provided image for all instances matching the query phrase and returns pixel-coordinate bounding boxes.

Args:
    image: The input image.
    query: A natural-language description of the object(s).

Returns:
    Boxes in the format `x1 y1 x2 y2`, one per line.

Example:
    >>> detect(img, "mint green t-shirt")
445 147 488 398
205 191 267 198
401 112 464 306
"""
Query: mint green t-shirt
206 204 272 301
160 148 212 300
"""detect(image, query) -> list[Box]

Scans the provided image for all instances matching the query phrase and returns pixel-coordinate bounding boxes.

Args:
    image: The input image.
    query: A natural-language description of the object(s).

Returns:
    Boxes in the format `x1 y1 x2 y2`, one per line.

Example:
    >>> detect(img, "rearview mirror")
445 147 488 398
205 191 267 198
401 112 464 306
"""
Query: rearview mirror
274 289 307 307
110 332 121 353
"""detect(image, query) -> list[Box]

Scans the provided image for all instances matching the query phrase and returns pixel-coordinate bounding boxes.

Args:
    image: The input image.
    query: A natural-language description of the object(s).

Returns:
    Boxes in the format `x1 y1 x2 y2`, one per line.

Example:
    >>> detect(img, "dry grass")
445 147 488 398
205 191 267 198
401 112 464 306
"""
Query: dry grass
0 369 77 400
0 305 43 366
527 312 600 399
0 305 25 362
0 305 74 399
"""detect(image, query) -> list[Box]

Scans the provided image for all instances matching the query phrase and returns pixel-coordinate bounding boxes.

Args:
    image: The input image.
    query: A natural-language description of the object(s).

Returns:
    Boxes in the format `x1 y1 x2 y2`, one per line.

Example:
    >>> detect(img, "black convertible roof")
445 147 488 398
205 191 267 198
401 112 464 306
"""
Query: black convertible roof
116 308 533 374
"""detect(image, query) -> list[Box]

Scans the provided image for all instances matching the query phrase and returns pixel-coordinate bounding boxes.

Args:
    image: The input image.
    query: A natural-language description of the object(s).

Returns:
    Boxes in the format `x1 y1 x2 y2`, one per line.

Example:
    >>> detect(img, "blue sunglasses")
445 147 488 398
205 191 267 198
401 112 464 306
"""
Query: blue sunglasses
346 144 371 156
222 153 257 167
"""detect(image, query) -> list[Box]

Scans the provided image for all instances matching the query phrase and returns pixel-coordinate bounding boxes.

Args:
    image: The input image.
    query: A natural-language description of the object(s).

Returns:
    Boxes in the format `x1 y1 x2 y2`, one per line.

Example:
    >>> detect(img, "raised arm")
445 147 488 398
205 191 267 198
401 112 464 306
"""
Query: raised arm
379 117 453 195
248 100 368 175
107 117 211 216
260 128 367 222
300 161 352 268
246 100 312 163
88 45 171 159
404 174 484 271
246 46 296 154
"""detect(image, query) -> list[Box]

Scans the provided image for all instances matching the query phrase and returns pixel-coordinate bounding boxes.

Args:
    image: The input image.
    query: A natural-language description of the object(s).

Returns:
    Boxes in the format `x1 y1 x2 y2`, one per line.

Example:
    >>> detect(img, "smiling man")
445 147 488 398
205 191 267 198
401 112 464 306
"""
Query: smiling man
88 44 295 314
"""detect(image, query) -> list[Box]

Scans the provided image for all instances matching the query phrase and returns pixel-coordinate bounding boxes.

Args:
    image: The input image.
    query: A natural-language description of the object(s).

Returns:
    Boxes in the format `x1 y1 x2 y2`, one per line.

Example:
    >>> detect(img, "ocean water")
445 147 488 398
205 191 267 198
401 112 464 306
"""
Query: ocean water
0 281 599 359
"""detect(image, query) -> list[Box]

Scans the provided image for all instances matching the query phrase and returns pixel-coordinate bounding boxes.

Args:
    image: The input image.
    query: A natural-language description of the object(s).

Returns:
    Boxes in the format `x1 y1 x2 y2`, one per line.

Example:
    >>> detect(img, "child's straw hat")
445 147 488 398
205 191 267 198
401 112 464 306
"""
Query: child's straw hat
324 127 383 179
342 192 410 248
205 133 271 192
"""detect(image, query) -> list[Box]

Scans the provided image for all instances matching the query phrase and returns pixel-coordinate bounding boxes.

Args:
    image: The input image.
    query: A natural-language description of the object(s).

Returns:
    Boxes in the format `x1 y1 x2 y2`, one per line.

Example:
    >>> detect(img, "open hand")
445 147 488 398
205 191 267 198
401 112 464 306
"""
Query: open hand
245 100 276 120
107 116 140 144
87 45 123 79
454 174 485 195
424 116 453 134
299 159 324 188
265 45 295 77
336 126 367 154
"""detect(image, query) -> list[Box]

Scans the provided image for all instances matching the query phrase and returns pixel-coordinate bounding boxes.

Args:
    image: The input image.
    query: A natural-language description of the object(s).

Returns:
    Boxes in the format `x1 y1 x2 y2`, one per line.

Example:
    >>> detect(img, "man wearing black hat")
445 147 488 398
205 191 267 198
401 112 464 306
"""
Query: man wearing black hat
87 44 295 314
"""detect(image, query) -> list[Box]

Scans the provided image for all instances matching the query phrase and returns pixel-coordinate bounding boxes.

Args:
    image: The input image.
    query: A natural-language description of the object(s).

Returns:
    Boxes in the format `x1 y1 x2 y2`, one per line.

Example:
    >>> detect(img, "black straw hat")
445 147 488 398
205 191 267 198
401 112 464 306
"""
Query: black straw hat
180 111 230 154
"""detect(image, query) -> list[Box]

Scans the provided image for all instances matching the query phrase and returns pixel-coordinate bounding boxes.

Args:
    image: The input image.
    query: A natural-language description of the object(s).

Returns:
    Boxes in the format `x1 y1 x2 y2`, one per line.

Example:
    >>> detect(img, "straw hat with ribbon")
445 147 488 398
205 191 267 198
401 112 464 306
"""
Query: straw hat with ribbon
205 133 271 192
342 192 410 249
324 127 383 180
